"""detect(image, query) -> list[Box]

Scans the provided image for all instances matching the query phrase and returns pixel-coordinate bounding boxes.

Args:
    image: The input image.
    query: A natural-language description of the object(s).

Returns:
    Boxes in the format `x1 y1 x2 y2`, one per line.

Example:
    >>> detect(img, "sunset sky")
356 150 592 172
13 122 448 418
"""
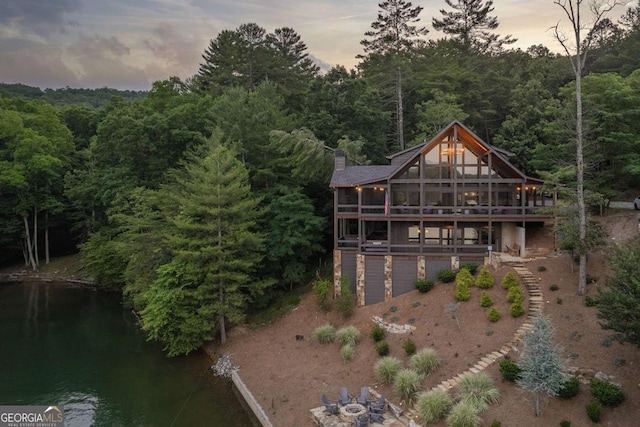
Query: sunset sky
0 0 634 90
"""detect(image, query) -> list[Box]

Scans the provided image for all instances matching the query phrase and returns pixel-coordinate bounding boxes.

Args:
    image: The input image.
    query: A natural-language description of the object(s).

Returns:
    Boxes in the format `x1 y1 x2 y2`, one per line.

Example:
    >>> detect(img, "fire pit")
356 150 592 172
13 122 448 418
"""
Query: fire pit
340 403 366 419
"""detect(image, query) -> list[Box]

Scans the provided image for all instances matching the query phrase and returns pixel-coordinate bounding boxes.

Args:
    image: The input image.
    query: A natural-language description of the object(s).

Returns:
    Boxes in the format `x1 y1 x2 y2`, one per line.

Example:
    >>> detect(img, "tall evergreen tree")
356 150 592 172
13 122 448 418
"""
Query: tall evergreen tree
432 0 516 54
359 0 429 150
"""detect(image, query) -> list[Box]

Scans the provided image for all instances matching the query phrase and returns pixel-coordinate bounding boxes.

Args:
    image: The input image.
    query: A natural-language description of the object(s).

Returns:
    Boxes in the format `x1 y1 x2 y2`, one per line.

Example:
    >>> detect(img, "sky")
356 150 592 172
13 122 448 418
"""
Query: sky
0 0 634 91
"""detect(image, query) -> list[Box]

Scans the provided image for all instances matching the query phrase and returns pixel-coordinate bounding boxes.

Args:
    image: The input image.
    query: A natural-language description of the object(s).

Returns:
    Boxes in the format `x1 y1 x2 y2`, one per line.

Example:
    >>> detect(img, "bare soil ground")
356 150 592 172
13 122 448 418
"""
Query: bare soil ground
215 209 640 427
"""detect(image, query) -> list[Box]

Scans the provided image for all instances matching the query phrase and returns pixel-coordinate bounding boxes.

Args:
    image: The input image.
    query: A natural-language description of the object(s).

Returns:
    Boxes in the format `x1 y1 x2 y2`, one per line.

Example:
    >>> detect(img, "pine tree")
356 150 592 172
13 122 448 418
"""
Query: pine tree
517 314 567 416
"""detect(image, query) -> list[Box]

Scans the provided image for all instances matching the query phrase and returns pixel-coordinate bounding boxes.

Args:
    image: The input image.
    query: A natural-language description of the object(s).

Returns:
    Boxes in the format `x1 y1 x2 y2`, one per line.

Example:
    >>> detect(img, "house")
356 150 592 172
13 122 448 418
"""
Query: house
330 120 553 306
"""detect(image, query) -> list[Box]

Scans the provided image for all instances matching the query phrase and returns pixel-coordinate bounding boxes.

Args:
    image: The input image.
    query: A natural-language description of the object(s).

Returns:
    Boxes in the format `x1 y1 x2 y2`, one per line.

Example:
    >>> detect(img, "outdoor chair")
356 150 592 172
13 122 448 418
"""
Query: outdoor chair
357 386 369 406
368 410 384 424
339 386 352 406
354 414 369 427
322 394 339 415
369 394 385 412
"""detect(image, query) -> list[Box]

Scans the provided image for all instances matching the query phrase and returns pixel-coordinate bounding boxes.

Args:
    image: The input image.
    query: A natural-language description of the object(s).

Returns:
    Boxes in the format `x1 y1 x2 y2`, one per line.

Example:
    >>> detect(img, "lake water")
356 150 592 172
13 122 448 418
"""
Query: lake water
0 281 254 427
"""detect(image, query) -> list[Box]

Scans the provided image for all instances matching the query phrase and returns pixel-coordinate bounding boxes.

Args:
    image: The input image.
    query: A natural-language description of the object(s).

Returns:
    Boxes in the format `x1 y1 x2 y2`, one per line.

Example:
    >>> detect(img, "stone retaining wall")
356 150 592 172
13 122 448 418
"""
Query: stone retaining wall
231 370 274 427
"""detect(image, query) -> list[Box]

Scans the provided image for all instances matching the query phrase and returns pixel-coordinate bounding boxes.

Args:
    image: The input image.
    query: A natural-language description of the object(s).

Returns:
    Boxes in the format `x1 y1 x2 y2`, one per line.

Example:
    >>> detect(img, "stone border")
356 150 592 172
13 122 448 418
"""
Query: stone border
371 316 416 334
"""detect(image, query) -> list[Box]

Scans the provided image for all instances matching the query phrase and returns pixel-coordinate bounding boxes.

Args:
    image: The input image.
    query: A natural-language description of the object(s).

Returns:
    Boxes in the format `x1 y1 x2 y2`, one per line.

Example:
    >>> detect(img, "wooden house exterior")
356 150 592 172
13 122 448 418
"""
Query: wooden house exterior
330 121 553 305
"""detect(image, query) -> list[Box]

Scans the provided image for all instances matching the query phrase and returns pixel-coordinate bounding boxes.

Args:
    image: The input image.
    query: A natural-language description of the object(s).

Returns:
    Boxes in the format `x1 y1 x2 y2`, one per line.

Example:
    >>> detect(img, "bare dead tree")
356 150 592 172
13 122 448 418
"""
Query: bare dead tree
551 0 626 295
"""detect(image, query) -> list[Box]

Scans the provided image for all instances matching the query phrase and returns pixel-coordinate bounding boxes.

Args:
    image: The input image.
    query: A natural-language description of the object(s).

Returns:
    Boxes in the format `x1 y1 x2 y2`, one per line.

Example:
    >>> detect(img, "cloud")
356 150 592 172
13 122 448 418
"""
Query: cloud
0 0 82 35
142 22 204 81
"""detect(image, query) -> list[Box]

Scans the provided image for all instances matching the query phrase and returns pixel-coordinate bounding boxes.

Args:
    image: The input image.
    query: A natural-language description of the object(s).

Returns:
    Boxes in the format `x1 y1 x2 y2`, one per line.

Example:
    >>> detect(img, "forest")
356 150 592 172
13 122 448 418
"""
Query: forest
1 0 639 356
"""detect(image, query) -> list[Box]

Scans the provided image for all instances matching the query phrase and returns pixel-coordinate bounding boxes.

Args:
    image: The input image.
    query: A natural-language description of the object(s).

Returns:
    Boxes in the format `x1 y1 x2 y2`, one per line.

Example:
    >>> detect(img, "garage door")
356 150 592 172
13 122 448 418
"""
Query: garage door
392 257 417 297
341 251 357 294
365 256 385 305
425 259 452 282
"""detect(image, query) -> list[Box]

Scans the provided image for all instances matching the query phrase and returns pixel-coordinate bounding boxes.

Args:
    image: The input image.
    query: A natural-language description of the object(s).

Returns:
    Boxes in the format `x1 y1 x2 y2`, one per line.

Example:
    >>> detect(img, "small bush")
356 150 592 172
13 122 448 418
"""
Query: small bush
498 359 522 382
480 291 493 307
394 368 422 403
341 344 355 362
403 339 417 355
409 348 440 377
438 269 456 283
584 295 598 307
510 302 525 318
312 279 332 311
456 372 500 413
376 340 390 356
614 356 626 367
314 324 335 344
336 326 361 346
586 400 602 423
507 286 523 303
416 278 435 293
550 284 559 291
336 277 354 318
537 265 547 272
488 307 501 322
371 324 386 342
490 421 502 427
557 377 580 399
446 401 482 427
556 297 563 305
590 378 625 407
455 269 473 301
476 267 495 289
374 357 401 384
501 272 519 289
600 337 613 347
559 420 571 427
416 389 452 424
460 263 479 275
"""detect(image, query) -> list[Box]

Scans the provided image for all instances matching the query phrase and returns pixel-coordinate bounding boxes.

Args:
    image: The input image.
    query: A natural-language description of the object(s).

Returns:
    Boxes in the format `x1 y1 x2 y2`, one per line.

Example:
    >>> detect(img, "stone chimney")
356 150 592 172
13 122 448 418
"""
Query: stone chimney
334 150 346 171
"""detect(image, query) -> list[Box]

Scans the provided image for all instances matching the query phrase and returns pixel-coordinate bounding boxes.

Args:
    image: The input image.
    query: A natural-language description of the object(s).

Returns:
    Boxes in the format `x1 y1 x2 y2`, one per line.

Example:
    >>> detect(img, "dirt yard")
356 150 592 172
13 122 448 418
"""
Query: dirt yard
215 209 640 427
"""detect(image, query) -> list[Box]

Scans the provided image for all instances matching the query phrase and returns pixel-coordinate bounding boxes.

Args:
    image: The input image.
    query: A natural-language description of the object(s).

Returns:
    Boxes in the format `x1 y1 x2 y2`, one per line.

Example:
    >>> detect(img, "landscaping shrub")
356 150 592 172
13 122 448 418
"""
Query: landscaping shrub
507 286 523 303
438 269 456 283
336 326 361 346
374 357 401 384
480 291 493 307
336 277 355 318
584 295 598 307
403 338 417 355
314 324 335 344
409 348 440 377
459 263 479 275
312 279 332 311
549 284 559 291
416 389 452 424
488 307 501 322
456 372 500 413
455 269 473 301
490 421 501 427
416 278 435 293
501 272 519 289
341 344 355 362
370 324 385 342
510 302 525 317
446 401 482 427
590 378 625 407
559 420 571 427
586 400 602 422
476 267 495 289
537 265 547 272
375 340 390 356
498 359 522 382
557 377 580 399
394 368 422 403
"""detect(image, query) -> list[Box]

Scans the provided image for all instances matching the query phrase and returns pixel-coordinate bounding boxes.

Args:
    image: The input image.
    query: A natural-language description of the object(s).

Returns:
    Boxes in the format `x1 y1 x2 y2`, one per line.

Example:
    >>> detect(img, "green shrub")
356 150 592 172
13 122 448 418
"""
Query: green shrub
394 368 422 403
336 276 354 318
537 265 547 272
557 377 580 399
438 269 456 283
507 286 523 303
371 324 386 342
501 272 519 289
336 326 361 346
314 324 335 344
455 269 473 301
498 359 522 382
586 400 602 422
549 284 559 291
341 344 355 362
403 338 417 355
510 302 525 317
416 278 435 293
456 372 500 413
476 267 495 289
376 340 390 356
459 263 479 275
374 357 401 384
584 295 598 307
488 307 501 322
446 401 482 427
560 420 571 427
590 378 625 407
416 389 452 424
409 348 440 377
490 421 502 427
556 297 563 305
480 291 493 307
312 279 332 311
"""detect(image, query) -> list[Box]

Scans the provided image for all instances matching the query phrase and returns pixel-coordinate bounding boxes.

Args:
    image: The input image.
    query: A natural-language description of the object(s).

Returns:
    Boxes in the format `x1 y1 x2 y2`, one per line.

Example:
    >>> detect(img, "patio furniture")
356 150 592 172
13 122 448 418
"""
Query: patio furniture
368 410 384 424
322 394 339 415
354 414 369 426
369 394 385 412
339 387 352 406
357 386 369 406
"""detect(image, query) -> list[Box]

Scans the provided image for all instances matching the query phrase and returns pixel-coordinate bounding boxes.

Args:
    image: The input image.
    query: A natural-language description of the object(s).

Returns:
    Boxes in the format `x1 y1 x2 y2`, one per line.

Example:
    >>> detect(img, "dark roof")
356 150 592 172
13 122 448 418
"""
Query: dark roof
330 165 398 187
